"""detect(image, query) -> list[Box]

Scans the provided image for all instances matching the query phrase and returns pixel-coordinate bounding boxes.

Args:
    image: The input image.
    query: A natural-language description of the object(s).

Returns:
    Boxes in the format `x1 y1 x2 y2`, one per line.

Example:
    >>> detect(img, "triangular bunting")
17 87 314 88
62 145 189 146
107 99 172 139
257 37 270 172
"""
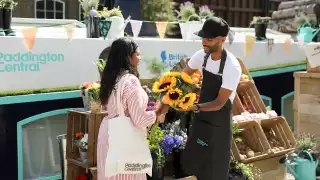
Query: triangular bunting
284 38 291 53
130 20 143 38
244 35 255 56
21 28 38 51
64 23 75 42
155 21 168 39
228 30 235 45
100 20 112 40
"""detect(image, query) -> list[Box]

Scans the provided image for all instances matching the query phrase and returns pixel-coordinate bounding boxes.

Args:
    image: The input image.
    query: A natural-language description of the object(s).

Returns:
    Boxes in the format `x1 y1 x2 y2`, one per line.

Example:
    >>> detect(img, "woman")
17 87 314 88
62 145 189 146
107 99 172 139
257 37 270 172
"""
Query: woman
97 38 163 180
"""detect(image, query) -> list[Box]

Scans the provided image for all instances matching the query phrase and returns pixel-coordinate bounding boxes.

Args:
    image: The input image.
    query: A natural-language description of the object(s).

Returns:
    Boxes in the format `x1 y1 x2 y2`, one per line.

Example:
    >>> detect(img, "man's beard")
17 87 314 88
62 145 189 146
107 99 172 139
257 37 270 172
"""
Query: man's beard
203 44 220 53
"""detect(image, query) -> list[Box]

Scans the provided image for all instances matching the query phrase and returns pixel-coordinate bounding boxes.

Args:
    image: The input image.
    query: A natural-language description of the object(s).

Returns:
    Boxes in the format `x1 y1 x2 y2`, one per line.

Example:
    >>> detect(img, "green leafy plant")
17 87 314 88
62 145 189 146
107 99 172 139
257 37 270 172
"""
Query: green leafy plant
145 58 166 75
109 6 123 17
250 16 271 25
0 0 18 9
199 5 214 19
232 122 242 143
79 0 99 17
94 59 107 74
176 1 201 22
296 133 317 151
295 13 317 29
230 156 261 180
147 123 165 168
141 0 176 22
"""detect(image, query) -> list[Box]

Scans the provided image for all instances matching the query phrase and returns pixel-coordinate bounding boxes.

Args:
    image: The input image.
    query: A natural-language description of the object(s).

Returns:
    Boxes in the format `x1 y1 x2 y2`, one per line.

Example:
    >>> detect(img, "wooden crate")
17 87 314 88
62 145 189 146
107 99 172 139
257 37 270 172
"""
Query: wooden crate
250 156 287 180
232 93 245 115
307 58 320 73
66 110 108 168
237 58 254 82
67 163 97 180
232 120 271 163
260 117 296 157
293 72 320 139
235 81 267 115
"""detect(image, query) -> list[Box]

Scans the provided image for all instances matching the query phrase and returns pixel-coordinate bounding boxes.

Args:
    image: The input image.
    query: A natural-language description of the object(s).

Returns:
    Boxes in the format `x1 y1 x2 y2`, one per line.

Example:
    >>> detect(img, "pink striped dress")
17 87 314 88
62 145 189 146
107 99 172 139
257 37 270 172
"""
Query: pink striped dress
97 74 156 180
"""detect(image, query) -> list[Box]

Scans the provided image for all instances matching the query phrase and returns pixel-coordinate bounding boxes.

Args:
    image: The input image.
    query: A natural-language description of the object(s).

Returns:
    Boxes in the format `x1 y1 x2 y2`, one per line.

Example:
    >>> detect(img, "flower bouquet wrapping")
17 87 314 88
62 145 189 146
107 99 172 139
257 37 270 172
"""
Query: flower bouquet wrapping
152 72 199 111
80 82 101 112
74 132 89 162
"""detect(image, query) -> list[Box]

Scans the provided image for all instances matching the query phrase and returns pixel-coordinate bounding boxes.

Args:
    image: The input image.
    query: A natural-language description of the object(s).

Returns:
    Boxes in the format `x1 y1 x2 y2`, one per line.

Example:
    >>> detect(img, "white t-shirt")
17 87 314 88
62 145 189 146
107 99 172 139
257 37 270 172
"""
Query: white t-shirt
188 49 241 103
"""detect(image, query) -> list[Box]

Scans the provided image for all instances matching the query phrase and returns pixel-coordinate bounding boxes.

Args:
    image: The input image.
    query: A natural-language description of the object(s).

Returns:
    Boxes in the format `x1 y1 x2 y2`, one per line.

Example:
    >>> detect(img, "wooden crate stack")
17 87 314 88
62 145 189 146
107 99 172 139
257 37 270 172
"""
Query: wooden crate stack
66 110 107 180
232 59 296 179
293 71 320 139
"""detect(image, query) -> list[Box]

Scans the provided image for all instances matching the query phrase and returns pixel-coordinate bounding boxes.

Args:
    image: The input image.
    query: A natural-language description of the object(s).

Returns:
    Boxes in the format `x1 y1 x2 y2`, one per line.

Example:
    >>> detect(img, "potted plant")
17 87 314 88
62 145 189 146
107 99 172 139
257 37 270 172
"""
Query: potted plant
176 1 202 40
74 132 88 163
199 5 214 20
80 82 94 109
147 124 166 180
140 0 176 37
99 6 124 39
79 0 100 38
0 0 17 36
86 82 101 113
250 16 271 40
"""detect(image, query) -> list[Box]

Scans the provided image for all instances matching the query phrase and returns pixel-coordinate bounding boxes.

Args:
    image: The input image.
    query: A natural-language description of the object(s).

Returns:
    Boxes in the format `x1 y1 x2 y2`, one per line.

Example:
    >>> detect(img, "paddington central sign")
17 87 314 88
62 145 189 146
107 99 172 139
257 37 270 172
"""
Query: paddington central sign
0 52 64 72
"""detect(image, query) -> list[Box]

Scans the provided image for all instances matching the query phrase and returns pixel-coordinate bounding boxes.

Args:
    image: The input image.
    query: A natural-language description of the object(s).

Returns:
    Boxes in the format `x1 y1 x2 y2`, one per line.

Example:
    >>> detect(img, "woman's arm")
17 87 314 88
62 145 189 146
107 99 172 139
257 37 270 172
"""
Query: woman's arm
124 77 156 128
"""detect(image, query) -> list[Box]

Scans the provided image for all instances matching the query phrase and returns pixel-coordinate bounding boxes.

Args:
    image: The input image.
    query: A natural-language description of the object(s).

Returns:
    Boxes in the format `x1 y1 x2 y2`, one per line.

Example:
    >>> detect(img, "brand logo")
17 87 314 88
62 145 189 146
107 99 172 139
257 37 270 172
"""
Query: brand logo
160 50 187 68
197 138 208 147
0 52 64 72
124 163 151 171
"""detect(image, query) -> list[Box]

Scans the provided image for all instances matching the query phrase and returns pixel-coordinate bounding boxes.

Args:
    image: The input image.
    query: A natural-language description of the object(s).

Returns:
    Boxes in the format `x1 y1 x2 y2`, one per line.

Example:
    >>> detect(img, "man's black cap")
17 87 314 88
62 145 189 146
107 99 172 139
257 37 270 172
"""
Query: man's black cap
194 16 230 38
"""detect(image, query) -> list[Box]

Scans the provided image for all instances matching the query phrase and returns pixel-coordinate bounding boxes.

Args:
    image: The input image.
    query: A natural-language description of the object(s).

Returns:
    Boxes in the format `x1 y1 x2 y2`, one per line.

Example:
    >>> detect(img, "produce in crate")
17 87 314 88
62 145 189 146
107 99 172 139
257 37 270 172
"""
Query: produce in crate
236 140 261 160
232 110 278 122
264 129 284 152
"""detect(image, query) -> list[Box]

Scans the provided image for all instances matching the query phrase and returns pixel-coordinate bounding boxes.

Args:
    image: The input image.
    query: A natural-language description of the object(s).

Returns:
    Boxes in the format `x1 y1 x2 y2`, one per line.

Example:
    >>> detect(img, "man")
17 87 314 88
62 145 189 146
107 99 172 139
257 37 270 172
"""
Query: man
180 17 242 180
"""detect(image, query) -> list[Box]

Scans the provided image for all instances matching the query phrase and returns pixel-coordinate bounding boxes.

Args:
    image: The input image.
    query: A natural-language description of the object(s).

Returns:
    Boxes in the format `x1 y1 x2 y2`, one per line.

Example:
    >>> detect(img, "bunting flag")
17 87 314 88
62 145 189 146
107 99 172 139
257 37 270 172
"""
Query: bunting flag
244 35 256 56
228 30 235 45
284 38 291 53
64 23 75 42
130 20 143 38
267 38 274 53
155 21 168 39
297 35 305 46
21 28 38 51
100 20 112 40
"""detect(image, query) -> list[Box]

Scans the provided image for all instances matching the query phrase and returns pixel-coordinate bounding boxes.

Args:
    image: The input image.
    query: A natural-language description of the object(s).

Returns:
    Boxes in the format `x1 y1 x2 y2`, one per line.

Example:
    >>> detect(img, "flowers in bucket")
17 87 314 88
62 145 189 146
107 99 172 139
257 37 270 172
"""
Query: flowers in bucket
87 82 101 112
161 120 188 154
152 72 198 110
147 123 166 168
74 132 89 162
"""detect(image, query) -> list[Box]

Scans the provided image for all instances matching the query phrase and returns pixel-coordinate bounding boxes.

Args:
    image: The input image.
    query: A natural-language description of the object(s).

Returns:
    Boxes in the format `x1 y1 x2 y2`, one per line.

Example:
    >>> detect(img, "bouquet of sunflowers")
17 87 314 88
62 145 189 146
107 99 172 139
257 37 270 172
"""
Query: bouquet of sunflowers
152 71 198 110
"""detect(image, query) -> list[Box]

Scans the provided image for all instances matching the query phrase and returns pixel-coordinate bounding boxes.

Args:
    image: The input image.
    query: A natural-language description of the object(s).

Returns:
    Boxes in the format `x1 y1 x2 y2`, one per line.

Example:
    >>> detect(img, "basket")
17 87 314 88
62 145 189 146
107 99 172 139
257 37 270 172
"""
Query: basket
232 120 271 163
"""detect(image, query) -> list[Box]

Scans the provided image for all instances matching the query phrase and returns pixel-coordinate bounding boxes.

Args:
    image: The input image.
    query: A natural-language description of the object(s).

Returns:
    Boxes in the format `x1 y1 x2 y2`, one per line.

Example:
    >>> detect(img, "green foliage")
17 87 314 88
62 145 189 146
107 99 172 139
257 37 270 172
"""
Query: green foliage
79 0 99 17
232 122 242 143
296 133 317 151
98 6 123 19
94 59 107 74
250 16 271 25
176 1 200 22
141 0 176 21
230 157 261 180
295 13 317 29
0 86 80 97
145 58 166 75
147 124 165 168
199 5 214 19
0 0 18 8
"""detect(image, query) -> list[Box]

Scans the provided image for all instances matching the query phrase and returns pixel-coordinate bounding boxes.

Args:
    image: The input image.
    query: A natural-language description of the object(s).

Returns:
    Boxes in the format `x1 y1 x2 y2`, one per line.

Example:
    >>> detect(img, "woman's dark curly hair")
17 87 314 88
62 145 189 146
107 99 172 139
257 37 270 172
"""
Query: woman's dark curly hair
99 38 139 104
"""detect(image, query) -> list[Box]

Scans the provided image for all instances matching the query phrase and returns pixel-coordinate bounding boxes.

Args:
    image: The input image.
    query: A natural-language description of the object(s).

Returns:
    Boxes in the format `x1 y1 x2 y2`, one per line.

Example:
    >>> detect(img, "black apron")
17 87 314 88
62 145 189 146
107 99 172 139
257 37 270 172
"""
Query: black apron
182 49 232 180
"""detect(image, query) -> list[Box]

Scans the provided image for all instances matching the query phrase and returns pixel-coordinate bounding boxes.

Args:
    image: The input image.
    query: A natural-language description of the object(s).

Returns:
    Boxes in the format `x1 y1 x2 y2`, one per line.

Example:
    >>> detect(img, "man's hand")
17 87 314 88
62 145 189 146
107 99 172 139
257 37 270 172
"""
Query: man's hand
183 65 197 76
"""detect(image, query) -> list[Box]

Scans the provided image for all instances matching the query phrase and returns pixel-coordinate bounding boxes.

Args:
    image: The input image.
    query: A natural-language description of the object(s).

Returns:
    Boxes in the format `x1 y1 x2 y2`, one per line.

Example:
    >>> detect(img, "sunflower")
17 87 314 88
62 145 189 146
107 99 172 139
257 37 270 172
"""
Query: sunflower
163 88 183 106
178 93 197 110
180 72 194 84
163 71 181 77
152 76 176 93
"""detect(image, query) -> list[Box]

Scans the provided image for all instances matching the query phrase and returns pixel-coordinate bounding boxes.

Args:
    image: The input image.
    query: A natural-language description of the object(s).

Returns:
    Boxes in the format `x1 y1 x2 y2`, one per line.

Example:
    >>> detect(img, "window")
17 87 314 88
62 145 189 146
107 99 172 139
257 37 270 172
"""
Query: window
35 0 65 19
